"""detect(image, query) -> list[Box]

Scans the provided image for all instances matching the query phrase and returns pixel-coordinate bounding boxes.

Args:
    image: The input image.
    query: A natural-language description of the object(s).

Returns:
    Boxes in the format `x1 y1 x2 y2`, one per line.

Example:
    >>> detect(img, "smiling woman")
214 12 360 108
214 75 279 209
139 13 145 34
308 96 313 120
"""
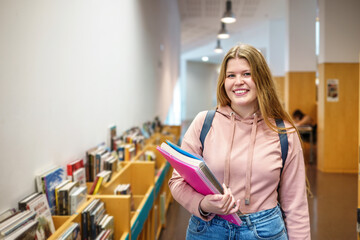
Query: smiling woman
224 58 258 118
169 43 311 240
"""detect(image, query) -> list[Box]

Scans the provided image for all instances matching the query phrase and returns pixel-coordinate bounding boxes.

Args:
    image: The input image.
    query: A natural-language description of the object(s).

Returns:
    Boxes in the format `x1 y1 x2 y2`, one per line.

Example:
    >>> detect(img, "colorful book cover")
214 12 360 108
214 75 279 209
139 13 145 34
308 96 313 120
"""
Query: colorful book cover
42 167 66 215
72 168 86 187
27 194 56 239
67 159 84 178
157 141 242 226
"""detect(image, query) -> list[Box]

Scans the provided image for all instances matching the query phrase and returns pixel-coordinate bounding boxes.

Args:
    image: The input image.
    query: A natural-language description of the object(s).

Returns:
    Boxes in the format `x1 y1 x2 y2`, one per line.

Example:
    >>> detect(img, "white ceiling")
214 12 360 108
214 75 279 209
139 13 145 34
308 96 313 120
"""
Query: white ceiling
178 0 286 63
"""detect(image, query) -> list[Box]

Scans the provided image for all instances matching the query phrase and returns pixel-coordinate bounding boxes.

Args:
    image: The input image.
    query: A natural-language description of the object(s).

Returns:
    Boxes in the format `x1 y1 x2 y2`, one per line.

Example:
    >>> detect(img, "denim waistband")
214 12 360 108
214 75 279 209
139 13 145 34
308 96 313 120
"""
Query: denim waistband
211 204 282 227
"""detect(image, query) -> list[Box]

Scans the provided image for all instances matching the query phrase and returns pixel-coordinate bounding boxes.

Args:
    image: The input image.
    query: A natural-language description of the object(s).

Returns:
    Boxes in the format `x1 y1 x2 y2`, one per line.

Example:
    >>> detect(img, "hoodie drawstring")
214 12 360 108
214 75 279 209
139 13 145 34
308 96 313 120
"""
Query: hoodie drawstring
245 113 258 205
224 112 236 187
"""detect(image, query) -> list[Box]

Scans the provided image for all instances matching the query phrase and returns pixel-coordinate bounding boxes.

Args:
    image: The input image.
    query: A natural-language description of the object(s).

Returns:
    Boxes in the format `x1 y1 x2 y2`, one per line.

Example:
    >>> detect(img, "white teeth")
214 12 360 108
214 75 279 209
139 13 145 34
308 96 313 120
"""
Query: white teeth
234 90 247 94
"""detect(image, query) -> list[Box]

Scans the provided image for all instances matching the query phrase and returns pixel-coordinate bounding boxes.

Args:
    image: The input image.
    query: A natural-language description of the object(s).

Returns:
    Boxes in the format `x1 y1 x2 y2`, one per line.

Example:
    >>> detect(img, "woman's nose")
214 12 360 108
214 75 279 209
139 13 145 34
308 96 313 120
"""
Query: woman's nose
235 75 244 84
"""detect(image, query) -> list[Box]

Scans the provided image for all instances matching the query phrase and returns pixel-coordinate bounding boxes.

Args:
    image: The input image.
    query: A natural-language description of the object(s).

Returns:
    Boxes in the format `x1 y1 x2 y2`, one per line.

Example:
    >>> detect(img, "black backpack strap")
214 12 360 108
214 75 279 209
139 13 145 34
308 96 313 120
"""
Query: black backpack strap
200 110 216 150
275 119 288 176
199 113 288 171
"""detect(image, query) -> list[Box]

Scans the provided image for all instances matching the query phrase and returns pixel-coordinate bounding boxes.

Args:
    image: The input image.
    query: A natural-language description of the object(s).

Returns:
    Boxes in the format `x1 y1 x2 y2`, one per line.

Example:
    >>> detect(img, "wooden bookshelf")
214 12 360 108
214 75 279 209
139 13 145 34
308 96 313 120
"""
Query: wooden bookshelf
47 125 181 240
133 144 173 239
162 125 181 141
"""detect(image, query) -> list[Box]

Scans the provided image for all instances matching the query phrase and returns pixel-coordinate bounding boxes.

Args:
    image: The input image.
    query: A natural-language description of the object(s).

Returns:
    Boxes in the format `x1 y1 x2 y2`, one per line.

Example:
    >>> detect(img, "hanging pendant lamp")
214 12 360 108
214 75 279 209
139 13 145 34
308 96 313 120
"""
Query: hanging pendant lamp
221 0 236 24
217 22 230 39
214 39 223 53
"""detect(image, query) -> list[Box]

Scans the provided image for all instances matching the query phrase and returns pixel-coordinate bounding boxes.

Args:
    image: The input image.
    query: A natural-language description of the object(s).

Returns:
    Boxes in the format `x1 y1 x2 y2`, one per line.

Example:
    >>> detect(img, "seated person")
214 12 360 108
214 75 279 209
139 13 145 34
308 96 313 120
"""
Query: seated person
292 109 316 142
292 109 313 127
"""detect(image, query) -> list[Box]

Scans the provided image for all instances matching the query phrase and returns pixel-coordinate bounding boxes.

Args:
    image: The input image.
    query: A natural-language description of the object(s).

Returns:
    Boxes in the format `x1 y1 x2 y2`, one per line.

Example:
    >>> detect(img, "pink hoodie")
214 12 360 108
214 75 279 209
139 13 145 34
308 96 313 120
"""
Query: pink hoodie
169 105 310 239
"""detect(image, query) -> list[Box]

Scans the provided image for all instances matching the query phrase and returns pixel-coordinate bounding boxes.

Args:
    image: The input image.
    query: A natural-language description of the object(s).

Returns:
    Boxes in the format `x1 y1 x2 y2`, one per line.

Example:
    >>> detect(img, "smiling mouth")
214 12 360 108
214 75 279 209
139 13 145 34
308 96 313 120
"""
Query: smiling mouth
233 89 248 94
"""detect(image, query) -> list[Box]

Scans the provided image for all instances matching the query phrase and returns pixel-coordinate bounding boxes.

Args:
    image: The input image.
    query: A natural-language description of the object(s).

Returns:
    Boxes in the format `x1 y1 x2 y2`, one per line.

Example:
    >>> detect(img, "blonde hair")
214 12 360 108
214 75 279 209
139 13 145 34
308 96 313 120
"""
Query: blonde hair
216 43 296 132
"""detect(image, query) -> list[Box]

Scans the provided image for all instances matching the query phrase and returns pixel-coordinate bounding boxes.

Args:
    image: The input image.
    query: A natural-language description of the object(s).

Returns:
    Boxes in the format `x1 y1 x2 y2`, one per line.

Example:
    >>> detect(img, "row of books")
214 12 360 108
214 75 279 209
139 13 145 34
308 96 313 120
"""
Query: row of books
55 182 87 216
80 199 114 240
0 193 54 240
111 127 146 163
114 184 135 211
88 170 112 195
0 190 116 240
86 144 118 182
35 159 87 216
0 118 166 239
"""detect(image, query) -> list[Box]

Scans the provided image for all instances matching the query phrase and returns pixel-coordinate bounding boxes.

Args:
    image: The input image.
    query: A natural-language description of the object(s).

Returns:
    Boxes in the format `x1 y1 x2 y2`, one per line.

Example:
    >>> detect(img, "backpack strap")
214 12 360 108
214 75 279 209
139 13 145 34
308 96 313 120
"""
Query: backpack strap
199 112 289 172
275 119 288 176
200 110 216 150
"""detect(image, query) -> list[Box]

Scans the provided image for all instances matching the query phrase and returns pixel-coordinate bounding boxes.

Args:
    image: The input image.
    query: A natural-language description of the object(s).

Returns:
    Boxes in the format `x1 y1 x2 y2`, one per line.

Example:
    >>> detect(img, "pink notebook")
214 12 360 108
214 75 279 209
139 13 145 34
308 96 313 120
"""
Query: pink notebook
157 141 242 226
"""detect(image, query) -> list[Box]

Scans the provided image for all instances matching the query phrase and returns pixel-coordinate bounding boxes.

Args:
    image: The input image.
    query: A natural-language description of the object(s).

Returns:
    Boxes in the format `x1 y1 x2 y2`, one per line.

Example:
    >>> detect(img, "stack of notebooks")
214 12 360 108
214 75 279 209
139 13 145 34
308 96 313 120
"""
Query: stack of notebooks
157 140 243 226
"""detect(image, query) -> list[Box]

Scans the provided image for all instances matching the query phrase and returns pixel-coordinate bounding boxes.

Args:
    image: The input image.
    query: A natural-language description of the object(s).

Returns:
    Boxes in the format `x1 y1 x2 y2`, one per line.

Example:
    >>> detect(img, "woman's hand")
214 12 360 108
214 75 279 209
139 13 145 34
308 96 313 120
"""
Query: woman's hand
199 183 240 215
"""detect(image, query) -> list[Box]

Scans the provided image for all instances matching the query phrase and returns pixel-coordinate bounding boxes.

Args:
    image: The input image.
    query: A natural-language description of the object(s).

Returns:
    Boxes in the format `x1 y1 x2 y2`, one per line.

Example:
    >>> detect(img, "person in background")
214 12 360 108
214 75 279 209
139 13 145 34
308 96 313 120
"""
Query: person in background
169 43 310 239
292 109 313 127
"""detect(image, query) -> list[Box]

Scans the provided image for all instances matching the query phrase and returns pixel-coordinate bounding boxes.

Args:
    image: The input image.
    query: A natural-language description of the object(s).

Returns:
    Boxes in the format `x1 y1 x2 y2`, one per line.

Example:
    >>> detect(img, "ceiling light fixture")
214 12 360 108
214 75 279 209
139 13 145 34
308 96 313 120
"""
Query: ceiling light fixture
217 22 230 39
221 0 236 24
214 39 223 53
201 56 209 62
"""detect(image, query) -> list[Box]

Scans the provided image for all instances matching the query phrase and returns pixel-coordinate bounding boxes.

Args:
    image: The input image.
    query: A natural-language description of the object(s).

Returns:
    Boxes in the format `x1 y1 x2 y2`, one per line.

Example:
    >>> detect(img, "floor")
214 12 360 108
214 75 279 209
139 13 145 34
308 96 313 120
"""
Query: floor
159 129 358 240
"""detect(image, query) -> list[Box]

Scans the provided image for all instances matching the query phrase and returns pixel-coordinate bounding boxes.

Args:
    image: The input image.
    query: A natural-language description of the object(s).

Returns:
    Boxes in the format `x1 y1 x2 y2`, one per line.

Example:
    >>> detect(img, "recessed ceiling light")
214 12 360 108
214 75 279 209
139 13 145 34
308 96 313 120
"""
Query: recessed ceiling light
202 56 209 62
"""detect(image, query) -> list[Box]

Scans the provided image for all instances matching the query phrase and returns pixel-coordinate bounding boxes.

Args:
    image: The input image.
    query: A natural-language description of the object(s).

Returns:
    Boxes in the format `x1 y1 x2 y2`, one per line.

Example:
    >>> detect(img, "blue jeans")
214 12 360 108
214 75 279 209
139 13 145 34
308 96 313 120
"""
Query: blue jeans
186 205 288 240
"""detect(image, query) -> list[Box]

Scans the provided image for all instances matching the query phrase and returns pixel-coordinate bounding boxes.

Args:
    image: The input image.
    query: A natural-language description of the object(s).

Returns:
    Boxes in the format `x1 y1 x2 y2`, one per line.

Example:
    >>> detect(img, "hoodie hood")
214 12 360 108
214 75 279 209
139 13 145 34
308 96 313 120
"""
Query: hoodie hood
217 105 263 125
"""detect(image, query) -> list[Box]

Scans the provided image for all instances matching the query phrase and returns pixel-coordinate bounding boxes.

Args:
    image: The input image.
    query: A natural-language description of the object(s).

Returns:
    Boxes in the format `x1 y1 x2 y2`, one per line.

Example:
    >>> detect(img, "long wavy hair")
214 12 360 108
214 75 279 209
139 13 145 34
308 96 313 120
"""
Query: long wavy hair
216 43 296 132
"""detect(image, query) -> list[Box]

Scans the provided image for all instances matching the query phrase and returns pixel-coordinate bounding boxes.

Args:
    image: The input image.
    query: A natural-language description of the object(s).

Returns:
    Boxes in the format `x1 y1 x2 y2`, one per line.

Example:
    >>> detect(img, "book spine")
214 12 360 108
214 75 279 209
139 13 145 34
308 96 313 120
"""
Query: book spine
67 164 74 177
93 177 103 195
81 211 88 240
95 154 101 176
58 191 65 215
90 213 96 240
89 155 94 182
89 176 99 195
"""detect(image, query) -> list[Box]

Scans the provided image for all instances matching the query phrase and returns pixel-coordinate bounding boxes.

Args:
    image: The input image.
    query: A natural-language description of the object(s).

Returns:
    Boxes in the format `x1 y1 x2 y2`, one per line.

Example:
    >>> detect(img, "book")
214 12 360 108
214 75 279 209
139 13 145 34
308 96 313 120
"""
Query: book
88 175 100 195
114 184 134 211
0 211 27 231
57 222 80 240
55 180 71 215
2 219 38 240
89 201 105 239
0 210 37 238
99 215 114 239
0 209 16 224
109 124 117 151
92 171 111 195
85 143 106 182
73 168 86 187
67 159 84 180
35 167 59 194
26 193 55 239
57 182 79 215
69 186 87 215
18 192 41 211
157 141 242 226
42 167 66 215
81 199 100 240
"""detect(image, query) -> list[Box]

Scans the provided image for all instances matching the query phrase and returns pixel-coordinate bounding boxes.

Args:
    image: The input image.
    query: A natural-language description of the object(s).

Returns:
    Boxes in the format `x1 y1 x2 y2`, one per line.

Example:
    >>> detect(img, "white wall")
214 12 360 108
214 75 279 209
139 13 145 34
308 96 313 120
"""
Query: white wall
184 61 218 120
319 0 360 63
285 0 317 71
268 19 286 76
0 0 180 210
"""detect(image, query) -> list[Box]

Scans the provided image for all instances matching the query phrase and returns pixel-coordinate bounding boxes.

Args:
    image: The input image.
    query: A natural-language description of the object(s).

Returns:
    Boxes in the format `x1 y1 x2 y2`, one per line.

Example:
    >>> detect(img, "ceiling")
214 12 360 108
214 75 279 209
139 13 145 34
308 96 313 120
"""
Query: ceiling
178 0 286 63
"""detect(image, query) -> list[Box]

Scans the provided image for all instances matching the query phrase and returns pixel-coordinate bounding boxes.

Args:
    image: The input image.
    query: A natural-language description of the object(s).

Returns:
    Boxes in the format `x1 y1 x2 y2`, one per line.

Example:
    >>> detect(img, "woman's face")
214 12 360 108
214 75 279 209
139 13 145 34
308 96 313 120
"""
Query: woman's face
225 58 258 117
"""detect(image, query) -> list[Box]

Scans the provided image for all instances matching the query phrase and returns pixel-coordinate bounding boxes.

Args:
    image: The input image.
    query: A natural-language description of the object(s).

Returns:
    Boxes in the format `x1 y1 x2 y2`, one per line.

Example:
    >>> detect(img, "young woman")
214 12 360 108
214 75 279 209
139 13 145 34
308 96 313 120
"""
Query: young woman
169 44 310 239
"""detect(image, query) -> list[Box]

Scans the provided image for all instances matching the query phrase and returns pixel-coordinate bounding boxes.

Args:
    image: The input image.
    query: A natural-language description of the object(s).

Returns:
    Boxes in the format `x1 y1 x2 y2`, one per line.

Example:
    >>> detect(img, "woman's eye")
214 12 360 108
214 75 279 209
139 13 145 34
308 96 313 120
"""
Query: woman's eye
227 74 235 78
243 72 251 77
